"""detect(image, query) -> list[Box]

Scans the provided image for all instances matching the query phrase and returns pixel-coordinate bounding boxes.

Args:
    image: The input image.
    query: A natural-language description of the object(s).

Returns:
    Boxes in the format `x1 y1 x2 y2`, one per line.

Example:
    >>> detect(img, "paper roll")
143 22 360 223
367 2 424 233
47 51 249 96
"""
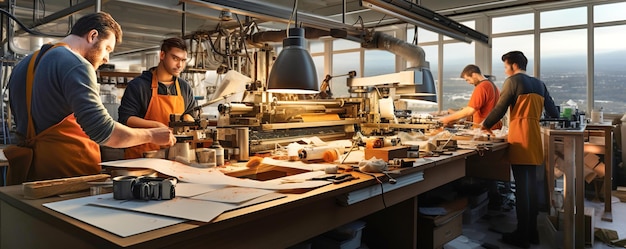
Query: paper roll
591 111 603 123
379 97 395 120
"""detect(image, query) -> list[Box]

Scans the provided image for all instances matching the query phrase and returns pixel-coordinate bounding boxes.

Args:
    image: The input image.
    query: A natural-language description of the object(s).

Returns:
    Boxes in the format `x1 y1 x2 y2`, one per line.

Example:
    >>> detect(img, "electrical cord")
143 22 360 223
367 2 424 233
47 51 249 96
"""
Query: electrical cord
356 169 387 208
0 8 66 37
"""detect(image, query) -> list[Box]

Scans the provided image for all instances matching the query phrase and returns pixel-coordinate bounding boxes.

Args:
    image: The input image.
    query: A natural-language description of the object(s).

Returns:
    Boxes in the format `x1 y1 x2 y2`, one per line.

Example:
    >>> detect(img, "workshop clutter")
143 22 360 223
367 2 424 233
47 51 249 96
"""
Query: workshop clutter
311 220 367 249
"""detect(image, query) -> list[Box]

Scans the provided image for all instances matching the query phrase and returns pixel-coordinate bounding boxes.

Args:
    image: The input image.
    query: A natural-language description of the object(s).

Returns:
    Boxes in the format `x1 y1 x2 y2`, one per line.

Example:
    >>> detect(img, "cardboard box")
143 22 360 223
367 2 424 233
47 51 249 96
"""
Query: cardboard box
364 146 408 161
418 198 466 249
543 207 595 248
463 199 489 225
312 220 366 249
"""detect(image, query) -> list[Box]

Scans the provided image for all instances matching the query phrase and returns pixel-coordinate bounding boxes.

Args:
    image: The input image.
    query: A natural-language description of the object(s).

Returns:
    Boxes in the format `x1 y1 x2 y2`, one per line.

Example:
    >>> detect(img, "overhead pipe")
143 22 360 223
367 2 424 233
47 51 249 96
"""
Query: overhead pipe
362 31 425 68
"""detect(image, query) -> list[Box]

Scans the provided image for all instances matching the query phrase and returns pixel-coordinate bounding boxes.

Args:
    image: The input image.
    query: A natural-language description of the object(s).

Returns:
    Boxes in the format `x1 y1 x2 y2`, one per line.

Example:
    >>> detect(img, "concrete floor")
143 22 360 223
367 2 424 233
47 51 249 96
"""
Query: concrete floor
448 196 626 249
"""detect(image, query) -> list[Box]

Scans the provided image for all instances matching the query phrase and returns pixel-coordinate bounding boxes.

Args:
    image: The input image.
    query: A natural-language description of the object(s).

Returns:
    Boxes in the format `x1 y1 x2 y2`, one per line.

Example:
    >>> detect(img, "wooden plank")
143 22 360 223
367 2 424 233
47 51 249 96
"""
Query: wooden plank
22 174 110 199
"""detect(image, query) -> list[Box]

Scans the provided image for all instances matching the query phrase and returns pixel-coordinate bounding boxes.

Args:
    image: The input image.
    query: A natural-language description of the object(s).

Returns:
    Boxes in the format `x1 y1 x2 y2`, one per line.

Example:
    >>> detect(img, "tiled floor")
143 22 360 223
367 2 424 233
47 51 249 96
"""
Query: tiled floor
451 196 626 249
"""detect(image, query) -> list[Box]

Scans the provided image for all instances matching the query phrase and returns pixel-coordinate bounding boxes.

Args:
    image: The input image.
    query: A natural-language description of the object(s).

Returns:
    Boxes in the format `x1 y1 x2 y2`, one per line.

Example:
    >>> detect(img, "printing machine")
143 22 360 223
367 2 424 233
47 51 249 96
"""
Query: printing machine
172 31 444 159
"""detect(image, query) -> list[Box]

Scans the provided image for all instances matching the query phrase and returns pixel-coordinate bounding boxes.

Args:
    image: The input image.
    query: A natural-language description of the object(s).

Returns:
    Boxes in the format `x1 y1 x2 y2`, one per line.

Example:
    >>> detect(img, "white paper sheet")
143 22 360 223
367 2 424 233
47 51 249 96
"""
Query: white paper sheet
100 158 332 190
174 182 223 197
43 194 184 237
191 187 274 204
89 194 235 222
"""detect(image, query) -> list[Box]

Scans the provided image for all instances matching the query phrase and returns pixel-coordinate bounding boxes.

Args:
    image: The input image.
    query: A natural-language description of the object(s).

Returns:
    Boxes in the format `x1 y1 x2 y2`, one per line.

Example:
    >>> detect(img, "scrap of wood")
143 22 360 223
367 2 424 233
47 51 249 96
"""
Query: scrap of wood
22 174 110 199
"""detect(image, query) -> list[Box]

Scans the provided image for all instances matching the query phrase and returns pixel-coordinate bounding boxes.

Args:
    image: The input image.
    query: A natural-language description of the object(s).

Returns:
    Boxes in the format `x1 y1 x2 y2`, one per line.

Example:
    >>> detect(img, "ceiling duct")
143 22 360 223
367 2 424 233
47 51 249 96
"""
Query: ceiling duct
362 31 425 68
360 0 490 46
360 31 437 103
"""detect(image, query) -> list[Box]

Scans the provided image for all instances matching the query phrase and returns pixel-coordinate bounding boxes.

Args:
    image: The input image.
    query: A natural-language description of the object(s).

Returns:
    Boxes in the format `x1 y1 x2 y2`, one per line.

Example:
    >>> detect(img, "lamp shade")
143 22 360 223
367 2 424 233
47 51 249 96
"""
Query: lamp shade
400 67 437 104
267 28 319 94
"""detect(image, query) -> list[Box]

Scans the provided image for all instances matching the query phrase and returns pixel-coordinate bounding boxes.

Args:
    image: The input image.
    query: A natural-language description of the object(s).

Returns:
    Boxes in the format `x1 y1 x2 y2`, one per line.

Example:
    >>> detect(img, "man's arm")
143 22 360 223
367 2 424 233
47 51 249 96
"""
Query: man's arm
126 116 168 128
439 106 476 125
102 122 176 148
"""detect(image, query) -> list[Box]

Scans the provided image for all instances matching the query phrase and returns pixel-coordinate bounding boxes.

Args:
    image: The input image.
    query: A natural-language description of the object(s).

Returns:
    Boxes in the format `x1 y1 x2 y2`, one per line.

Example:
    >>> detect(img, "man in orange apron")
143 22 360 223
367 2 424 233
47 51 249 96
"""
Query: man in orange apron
439 64 502 129
482 51 560 248
6 13 176 185
119 37 196 159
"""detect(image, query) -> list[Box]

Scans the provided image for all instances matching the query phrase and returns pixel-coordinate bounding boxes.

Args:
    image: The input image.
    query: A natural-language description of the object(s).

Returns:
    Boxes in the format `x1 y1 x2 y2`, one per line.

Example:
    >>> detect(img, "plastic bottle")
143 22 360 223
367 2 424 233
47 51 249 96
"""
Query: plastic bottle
211 133 225 166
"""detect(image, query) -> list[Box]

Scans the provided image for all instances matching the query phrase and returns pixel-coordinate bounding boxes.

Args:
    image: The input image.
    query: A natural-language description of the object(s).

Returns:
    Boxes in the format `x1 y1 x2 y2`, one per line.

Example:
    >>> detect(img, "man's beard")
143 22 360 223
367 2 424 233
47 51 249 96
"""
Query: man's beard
85 40 104 69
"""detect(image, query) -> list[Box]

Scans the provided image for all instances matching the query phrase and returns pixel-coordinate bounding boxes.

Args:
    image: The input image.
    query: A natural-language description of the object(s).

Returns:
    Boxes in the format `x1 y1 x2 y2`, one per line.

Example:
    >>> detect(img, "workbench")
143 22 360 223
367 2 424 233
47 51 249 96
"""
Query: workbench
543 126 586 249
0 145 505 249
584 122 614 222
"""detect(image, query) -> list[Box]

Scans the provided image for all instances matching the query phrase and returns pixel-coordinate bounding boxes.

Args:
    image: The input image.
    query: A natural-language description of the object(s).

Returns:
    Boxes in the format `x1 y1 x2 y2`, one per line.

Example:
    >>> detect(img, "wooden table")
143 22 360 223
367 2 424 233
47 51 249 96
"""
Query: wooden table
543 126 586 249
584 122 614 222
0 149 481 249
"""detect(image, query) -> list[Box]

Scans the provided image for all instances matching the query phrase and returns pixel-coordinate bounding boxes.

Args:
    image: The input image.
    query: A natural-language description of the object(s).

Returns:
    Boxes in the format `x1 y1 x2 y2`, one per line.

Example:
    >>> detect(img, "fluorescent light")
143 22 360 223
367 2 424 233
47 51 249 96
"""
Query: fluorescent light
360 0 490 45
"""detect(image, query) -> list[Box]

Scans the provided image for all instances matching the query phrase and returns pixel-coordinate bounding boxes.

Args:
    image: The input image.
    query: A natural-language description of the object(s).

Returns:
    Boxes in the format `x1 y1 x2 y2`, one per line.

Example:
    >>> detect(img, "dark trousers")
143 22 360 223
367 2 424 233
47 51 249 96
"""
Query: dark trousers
512 164 538 238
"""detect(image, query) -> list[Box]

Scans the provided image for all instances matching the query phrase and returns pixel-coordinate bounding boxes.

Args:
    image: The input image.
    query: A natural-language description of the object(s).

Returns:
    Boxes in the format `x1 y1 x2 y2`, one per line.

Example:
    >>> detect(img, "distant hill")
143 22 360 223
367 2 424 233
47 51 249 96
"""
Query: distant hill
542 50 626 72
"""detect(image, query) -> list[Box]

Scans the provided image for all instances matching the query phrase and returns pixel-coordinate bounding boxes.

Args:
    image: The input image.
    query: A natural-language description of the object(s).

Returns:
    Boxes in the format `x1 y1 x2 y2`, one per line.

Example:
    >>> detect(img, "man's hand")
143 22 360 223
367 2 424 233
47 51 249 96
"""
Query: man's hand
150 127 177 147
480 124 494 135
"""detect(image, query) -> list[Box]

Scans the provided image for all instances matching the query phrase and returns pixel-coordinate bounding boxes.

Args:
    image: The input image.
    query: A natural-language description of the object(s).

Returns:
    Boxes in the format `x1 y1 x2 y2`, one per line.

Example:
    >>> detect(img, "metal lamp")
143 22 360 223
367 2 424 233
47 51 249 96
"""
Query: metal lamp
267 27 319 94
399 67 437 105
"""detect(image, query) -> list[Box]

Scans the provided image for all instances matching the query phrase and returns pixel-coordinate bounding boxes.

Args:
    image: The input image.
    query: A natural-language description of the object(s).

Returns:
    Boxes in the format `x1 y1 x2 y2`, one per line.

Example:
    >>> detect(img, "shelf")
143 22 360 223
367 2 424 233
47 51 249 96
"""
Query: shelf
97 71 142 88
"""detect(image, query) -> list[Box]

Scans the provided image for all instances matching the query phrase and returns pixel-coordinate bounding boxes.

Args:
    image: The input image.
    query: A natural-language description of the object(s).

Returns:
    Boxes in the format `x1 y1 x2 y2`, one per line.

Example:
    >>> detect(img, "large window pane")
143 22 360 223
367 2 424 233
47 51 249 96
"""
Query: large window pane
594 2 626 23
333 39 360 50
541 29 587 111
332 52 360 97
491 35 534 88
312 55 325 89
492 13 534 34
421 45 438 77
540 7 586 29
364 50 395 77
442 42 474 110
310 40 324 53
595 25 626 113
407 27 438 43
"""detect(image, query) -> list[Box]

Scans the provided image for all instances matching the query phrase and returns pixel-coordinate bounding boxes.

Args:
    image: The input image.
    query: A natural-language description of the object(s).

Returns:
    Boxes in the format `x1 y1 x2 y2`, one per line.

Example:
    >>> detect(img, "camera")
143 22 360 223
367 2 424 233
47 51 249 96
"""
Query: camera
113 176 177 201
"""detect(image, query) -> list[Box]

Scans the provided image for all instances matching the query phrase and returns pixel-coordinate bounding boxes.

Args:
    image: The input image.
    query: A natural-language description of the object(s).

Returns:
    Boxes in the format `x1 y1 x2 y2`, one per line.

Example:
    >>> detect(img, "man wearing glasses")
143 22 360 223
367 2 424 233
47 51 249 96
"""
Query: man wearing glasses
119 37 196 159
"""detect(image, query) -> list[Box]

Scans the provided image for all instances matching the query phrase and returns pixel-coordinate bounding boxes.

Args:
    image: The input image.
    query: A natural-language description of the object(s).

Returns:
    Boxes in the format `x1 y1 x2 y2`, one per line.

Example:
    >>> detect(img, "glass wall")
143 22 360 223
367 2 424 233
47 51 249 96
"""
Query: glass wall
491 35 534 87
541 29 587 111
594 25 626 113
442 42 474 110
332 52 360 97
287 0 626 114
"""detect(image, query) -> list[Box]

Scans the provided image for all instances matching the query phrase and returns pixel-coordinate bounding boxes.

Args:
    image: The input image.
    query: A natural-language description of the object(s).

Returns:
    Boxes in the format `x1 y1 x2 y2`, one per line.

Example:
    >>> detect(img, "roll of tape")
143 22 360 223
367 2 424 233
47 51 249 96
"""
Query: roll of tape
112 176 137 200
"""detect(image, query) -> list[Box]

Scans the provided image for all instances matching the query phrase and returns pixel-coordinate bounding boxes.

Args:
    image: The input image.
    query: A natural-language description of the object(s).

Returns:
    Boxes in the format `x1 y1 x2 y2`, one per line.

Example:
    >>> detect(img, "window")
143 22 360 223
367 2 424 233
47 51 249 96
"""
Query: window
333 39 360 50
364 50 395 77
332 52 360 97
540 7 587 29
594 25 626 113
541 29 587 111
492 13 534 34
594 2 626 23
310 40 324 53
312 55 325 88
407 27 438 43
491 35 534 87
442 42 474 110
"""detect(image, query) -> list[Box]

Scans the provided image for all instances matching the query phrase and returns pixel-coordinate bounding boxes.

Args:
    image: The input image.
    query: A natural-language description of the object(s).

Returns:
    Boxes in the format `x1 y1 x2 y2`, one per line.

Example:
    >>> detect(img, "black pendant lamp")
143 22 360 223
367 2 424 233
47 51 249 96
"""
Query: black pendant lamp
267 27 319 94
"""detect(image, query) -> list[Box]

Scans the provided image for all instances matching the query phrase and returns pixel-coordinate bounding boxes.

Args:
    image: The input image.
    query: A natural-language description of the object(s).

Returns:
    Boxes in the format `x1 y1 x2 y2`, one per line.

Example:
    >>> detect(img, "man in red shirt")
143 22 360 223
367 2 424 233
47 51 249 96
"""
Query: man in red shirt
439 64 502 129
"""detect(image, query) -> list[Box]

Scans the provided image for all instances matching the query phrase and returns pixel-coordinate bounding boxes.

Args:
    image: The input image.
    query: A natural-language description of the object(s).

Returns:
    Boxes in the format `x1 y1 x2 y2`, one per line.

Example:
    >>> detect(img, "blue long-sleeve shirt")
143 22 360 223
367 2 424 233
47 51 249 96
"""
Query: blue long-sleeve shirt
9 46 116 144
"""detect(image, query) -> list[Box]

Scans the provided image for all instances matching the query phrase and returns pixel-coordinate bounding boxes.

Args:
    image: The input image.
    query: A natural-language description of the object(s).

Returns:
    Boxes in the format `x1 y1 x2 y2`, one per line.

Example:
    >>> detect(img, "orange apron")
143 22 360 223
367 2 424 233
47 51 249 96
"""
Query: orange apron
507 93 544 165
124 70 184 159
5 43 101 184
